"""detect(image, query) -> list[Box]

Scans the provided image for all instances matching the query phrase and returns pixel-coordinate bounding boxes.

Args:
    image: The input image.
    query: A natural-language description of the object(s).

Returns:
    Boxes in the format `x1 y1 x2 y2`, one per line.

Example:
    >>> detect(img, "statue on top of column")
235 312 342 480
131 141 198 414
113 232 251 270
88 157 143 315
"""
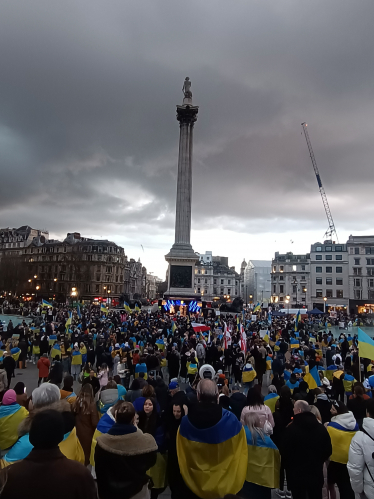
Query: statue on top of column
182 77 192 100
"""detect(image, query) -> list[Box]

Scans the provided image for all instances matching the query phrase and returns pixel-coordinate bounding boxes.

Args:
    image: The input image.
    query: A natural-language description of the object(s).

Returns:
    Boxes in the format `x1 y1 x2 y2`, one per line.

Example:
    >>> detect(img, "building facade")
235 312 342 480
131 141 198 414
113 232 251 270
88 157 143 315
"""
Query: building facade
243 260 271 307
347 235 374 315
271 252 311 309
194 252 241 302
310 241 349 312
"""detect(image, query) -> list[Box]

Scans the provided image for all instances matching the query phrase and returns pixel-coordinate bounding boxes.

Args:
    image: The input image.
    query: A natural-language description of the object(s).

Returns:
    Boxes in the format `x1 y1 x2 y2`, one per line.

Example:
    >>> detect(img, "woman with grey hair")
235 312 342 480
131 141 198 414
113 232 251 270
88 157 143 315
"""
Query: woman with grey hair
239 412 280 498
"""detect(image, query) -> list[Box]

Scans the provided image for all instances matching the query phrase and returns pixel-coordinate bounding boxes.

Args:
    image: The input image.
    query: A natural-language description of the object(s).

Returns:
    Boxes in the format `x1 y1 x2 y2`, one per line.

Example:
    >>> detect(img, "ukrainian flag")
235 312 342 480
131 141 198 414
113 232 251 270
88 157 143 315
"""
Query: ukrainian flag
100 303 108 315
135 303 141 312
274 340 281 352
290 338 300 349
326 420 358 464
65 311 72 333
155 338 165 351
135 363 148 380
343 374 356 396
243 427 280 489
325 364 338 381
42 299 53 308
294 310 301 332
71 350 82 365
90 411 116 466
0 405 28 451
263 333 269 344
242 365 257 383
171 321 177 334
76 304 82 319
358 328 374 361
253 302 261 313
177 410 248 499
303 365 321 390
10 347 21 362
266 356 272 371
2 427 84 467
264 393 279 413
123 302 131 313
48 334 57 346
50 343 61 359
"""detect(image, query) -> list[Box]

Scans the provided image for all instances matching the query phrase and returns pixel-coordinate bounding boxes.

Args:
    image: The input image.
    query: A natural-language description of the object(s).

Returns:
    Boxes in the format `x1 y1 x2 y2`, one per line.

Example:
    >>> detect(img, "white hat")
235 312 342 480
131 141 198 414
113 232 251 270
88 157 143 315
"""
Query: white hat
74 342 79 347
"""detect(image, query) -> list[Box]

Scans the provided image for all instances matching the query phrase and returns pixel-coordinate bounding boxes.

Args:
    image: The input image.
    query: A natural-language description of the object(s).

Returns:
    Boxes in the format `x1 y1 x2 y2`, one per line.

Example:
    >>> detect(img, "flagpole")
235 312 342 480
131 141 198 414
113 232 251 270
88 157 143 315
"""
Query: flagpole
358 340 361 383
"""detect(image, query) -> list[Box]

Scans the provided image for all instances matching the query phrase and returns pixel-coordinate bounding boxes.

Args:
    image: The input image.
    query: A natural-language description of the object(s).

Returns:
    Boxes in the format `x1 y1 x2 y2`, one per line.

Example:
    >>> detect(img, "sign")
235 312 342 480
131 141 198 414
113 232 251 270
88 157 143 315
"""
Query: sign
251 315 257 322
216 310 220 316
260 330 268 338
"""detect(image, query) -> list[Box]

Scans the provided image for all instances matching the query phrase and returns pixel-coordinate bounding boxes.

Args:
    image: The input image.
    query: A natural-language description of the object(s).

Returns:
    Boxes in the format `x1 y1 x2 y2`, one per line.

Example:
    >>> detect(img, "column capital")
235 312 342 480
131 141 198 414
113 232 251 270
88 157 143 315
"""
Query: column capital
176 104 199 125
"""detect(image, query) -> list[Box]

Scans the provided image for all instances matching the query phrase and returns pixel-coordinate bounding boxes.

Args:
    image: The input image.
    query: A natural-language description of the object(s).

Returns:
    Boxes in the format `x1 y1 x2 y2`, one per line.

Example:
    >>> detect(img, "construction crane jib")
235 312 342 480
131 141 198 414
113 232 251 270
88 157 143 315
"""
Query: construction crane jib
301 122 339 243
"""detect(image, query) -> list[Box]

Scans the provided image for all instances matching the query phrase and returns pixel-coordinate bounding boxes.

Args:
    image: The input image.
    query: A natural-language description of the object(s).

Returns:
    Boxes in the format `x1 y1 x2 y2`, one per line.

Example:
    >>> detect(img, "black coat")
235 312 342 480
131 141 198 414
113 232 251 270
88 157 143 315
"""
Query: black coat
230 392 247 420
281 411 332 489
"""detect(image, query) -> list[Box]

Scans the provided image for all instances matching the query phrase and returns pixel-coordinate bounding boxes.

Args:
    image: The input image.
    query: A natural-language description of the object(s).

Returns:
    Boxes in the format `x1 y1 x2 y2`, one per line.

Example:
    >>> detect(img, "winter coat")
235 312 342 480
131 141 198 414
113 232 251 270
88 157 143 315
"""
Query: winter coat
0 369 7 392
196 343 205 360
240 404 274 431
95 423 157 499
326 411 358 464
37 357 50 378
74 402 99 465
281 411 332 489
348 417 374 499
314 393 332 424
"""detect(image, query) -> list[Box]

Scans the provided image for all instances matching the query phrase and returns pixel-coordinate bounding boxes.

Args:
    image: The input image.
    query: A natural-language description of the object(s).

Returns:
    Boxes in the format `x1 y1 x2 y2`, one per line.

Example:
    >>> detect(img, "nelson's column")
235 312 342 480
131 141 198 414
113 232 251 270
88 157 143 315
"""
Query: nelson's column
165 77 200 299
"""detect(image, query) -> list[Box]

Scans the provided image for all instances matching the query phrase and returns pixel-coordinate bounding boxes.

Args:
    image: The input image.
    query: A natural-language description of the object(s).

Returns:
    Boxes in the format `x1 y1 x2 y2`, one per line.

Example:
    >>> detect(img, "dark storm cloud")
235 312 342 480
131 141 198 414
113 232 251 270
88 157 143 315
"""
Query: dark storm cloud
1 0 374 272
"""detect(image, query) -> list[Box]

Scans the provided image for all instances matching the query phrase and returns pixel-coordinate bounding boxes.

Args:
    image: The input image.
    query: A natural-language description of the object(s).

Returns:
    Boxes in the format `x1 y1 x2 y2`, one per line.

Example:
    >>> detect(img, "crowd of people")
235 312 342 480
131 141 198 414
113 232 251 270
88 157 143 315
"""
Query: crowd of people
0 302 374 498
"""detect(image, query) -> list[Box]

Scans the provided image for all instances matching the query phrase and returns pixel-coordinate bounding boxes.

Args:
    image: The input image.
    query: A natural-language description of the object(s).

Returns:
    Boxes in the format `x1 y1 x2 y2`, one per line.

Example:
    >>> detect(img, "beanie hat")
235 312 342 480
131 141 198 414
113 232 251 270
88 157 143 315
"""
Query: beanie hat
169 381 179 390
29 410 65 449
2 389 17 405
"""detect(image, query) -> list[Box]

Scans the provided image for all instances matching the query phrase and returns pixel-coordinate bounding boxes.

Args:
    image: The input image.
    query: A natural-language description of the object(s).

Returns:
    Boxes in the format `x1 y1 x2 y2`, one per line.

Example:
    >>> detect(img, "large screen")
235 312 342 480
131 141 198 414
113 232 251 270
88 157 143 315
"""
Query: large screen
170 265 192 288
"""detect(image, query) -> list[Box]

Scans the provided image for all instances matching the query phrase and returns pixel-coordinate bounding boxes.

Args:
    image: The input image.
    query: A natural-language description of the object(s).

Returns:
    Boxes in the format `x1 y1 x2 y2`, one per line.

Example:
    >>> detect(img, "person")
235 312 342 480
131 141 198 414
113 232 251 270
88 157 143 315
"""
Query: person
37 353 50 386
326 401 357 499
3 352 16 390
60 375 77 405
282 400 332 499
48 355 63 386
239 412 280 498
0 410 97 499
2 383 84 466
0 362 7 401
73 384 99 465
348 398 374 499
166 403 186 499
177 379 247 499
71 343 82 380
137 397 166 498
98 380 121 417
82 368 101 396
117 356 129 387
95 401 157 499
240 387 274 434
314 386 332 424
98 363 109 387
230 384 247 420
285 373 299 393
125 378 142 403
347 384 367 429
264 385 280 413
13 382 32 411
271 386 294 499
242 362 257 394
0 389 29 451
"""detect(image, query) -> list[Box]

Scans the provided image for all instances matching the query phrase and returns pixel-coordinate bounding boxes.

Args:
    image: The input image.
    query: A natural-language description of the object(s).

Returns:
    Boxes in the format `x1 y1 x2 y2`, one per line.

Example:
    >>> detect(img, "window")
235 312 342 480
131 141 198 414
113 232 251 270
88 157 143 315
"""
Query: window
326 267 332 273
369 290 374 300
336 278 343 285
368 268 374 276
279 296 284 302
228 280 231 285
325 255 332 260
221 279 224 285
367 259 374 265
280 266 284 272
197 278 200 283
355 258 361 265
95 284 100 293
214 279 217 284
316 246 322 252
301 275 305 280
335 255 342 260
280 285 284 293
292 265 297 271
355 247 360 255
326 289 333 298
354 278 362 287
316 289 323 297
335 246 342 251
273 276 277 281
354 268 362 276
336 290 343 298
96 274 100 281
336 267 342 273
316 255 322 260
354 290 362 299
325 246 332 252
316 278 322 285
228 288 231 294
197 287 200 293
368 279 374 288
326 278 332 285
279 275 284 281
198 270 201 274
106 266 112 273
213 288 217 294
273 285 276 293
301 265 305 270
204 279 207 284
366 247 374 255
316 267 322 273
273 266 276 272
204 288 208 293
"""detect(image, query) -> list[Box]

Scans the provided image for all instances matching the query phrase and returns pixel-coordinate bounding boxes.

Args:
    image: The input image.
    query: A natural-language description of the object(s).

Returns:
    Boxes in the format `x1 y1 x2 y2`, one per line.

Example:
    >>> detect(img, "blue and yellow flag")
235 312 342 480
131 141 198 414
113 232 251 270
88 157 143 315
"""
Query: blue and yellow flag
155 339 165 351
65 311 72 333
0 405 28 451
134 303 141 312
294 310 301 332
76 304 82 319
326 421 358 464
290 338 300 349
303 365 321 390
177 410 247 499
10 347 21 362
90 411 116 465
123 301 131 314
100 303 108 315
71 349 82 365
264 393 279 413
50 343 61 359
358 327 374 361
253 302 261 313
42 299 53 308
244 427 280 489
48 334 57 346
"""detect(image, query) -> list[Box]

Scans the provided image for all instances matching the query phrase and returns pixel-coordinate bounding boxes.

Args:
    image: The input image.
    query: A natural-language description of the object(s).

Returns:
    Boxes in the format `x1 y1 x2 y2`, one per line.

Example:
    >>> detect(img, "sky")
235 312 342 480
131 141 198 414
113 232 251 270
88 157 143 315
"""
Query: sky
1 1 374 279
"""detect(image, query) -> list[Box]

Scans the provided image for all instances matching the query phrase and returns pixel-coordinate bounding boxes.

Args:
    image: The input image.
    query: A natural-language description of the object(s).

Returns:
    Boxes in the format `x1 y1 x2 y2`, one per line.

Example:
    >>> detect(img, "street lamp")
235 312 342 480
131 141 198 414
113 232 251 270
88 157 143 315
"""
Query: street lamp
36 285 40 290
323 296 327 313
34 275 38 279
285 298 290 315
71 287 77 304
303 287 307 306
286 295 290 315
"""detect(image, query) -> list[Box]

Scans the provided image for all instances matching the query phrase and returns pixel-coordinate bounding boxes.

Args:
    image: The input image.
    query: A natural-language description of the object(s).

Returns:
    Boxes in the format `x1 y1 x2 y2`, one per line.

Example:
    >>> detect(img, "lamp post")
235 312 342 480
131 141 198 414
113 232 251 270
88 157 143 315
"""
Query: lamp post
323 296 327 314
303 287 307 307
71 286 78 305
286 295 290 315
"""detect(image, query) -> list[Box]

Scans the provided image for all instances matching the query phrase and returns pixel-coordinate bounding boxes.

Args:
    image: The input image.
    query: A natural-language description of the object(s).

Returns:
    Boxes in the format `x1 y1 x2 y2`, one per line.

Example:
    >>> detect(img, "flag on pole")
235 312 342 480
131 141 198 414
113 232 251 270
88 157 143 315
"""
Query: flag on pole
294 310 301 332
191 323 210 334
224 322 231 349
65 311 72 333
358 327 374 360
123 302 131 314
240 323 246 352
42 299 53 308
171 321 177 334
253 302 261 313
76 304 82 319
100 303 108 315
135 303 141 312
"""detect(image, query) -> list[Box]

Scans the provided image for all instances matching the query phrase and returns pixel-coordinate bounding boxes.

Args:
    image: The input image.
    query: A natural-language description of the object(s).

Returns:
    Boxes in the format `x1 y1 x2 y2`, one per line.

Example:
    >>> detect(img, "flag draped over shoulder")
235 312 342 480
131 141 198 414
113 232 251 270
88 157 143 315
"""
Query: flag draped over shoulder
358 327 374 360
244 427 280 489
177 410 247 499
303 365 321 390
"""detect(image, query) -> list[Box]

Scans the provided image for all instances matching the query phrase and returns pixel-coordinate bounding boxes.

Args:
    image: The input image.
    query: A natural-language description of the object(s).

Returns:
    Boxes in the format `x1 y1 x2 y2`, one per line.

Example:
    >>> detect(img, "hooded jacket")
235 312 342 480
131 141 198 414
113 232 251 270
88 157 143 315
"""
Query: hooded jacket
281 411 332 489
326 411 358 464
348 417 374 499
315 393 332 424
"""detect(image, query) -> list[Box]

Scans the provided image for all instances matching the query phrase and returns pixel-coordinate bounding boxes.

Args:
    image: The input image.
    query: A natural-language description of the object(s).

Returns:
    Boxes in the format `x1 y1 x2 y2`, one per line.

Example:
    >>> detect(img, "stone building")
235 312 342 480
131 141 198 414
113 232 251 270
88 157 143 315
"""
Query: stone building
347 235 374 315
244 260 272 307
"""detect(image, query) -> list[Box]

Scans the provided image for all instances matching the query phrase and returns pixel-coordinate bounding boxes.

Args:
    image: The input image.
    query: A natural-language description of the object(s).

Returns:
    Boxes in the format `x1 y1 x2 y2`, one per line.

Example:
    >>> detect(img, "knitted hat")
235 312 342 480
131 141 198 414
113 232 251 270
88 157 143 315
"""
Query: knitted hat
2 389 17 405
169 381 179 390
29 410 65 449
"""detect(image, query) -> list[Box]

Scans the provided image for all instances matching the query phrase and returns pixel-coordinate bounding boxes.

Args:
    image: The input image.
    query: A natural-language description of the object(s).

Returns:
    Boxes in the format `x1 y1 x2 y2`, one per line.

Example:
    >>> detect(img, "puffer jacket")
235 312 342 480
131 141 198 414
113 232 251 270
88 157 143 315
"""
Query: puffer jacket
348 417 374 499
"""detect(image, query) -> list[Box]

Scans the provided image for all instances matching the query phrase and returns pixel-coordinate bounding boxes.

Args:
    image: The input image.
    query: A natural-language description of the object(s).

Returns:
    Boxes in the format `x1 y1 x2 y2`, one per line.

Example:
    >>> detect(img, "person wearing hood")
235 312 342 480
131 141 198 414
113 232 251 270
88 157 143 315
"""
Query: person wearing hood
326 401 357 499
71 343 82 380
282 400 332 499
98 380 121 417
348 398 374 499
0 409 97 499
82 368 101 396
242 362 257 395
0 389 29 451
314 385 332 424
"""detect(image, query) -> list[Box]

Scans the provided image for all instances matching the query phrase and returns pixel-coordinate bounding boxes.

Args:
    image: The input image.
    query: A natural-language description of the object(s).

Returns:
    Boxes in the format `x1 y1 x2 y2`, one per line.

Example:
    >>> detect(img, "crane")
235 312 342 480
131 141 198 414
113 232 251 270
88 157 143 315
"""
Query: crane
301 122 339 242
